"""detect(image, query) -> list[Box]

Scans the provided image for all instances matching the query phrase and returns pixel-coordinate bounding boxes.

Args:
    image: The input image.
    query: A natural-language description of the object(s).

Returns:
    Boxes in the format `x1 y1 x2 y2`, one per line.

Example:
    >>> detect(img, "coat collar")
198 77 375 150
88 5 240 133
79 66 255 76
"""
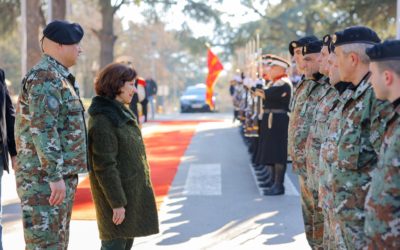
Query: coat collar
88 96 137 127
394 101 400 116
43 54 71 79
351 72 371 100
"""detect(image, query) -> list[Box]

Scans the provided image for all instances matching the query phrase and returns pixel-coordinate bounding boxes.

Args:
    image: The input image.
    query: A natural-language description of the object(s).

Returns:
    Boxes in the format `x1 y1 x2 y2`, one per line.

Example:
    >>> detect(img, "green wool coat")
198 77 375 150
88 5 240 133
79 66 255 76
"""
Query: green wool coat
88 96 159 240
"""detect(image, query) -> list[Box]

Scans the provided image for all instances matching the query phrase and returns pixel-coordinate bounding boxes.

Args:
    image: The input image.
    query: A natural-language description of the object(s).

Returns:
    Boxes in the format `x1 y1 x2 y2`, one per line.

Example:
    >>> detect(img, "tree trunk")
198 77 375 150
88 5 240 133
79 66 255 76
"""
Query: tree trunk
52 0 66 20
304 12 314 36
98 0 117 69
26 0 42 69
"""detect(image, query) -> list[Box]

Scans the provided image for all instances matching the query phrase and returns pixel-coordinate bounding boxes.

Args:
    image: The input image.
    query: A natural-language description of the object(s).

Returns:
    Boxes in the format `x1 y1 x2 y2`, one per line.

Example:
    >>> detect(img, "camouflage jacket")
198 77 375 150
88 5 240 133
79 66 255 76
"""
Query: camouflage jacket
364 102 400 249
15 55 88 183
319 87 353 210
288 75 328 176
330 74 392 220
305 80 336 191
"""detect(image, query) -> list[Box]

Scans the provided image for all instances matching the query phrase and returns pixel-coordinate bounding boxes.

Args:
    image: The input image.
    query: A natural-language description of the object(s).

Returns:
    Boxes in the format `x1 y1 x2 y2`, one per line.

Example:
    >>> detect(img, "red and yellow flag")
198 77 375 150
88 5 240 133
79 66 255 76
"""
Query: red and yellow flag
205 48 223 110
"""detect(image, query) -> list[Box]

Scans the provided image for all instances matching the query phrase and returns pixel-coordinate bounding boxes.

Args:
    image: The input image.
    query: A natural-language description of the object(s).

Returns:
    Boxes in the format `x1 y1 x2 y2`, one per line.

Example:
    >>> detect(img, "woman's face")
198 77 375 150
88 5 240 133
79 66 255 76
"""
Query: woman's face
115 79 137 104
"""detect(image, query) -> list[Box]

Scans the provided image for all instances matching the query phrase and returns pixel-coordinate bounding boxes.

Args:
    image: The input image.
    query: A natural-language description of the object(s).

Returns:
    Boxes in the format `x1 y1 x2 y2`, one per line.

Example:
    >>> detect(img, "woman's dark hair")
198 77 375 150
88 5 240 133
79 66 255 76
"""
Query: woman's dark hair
95 63 137 99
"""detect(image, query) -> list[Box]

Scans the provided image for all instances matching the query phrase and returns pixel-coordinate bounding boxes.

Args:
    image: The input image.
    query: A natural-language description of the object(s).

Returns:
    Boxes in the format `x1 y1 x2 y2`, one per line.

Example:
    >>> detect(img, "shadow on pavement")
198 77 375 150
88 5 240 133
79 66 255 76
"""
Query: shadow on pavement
146 125 305 247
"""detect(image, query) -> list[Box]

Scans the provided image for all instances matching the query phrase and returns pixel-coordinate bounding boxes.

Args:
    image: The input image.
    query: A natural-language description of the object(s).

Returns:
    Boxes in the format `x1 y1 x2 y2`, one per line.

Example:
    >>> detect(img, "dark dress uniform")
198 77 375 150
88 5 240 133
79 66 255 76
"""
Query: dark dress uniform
257 76 292 165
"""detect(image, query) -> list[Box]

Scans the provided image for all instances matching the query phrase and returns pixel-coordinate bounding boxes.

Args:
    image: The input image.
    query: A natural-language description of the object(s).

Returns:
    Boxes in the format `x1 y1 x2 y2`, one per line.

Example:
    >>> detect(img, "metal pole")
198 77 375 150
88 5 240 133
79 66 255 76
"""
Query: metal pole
397 0 400 39
48 0 53 22
21 0 27 76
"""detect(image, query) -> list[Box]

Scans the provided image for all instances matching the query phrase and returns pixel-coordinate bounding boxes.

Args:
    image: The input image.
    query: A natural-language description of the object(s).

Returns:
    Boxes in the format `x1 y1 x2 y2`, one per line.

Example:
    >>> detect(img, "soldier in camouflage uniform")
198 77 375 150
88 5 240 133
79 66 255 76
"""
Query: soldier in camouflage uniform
303 35 335 249
318 42 352 250
364 40 400 249
14 20 88 249
327 26 392 249
287 36 327 249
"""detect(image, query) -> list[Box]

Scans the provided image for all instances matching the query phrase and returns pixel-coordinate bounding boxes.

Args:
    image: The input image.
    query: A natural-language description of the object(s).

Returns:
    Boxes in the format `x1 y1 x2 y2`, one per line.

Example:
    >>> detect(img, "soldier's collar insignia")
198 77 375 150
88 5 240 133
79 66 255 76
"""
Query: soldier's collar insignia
332 34 337 44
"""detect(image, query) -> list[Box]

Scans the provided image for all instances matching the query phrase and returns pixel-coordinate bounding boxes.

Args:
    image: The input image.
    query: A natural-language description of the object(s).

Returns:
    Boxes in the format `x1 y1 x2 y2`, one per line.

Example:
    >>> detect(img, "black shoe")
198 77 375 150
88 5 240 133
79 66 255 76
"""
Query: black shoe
263 185 285 195
258 181 274 189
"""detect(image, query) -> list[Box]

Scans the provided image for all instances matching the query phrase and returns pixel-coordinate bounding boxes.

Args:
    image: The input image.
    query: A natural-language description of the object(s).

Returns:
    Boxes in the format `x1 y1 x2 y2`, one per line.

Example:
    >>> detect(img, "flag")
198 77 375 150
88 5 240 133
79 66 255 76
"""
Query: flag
205 48 223 110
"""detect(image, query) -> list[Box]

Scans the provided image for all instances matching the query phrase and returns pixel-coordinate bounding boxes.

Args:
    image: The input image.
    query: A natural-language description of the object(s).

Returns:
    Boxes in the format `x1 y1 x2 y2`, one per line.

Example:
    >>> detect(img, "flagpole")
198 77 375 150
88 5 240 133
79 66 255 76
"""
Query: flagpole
397 0 400 39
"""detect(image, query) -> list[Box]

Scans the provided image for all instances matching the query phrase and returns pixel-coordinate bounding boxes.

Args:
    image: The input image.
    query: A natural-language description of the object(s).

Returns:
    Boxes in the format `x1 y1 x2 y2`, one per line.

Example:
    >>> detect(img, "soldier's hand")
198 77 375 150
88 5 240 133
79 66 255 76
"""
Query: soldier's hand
256 89 265 98
10 156 17 171
112 207 126 225
49 179 66 206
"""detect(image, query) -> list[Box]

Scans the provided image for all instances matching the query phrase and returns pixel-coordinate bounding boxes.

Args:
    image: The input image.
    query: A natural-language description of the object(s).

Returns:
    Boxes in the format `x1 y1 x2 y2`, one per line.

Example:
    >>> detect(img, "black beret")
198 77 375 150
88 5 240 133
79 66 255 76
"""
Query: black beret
43 20 84 45
332 26 380 47
0 68 4 84
302 40 323 55
288 35 318 56
366 40 400 62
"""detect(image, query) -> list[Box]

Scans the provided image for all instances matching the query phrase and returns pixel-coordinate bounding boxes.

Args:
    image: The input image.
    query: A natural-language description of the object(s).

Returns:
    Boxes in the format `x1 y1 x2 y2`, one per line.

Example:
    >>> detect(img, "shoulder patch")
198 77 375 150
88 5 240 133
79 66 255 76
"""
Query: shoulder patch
47 95 60 111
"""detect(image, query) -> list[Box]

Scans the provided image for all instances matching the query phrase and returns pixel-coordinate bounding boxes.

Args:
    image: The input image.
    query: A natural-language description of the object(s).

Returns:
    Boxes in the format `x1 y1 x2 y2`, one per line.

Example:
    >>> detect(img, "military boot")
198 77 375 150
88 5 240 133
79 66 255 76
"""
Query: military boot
263 164 286 195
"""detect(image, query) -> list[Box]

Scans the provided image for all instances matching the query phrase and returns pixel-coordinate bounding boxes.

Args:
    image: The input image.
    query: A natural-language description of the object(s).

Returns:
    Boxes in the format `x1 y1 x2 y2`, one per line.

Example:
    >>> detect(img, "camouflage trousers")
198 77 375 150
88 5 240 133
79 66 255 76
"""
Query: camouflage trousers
322 208 346 250
336 216 367 250
299 175 324 249
16 174 78 250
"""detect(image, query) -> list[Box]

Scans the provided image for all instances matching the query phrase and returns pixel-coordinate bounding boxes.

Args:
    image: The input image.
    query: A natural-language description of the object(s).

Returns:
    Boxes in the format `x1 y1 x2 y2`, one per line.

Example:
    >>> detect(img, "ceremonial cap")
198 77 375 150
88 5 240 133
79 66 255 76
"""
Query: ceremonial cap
366 40 400 62
262 54 273 65
43 20 84 45
268 55 290 69
289 35 318 56
332 26 380 47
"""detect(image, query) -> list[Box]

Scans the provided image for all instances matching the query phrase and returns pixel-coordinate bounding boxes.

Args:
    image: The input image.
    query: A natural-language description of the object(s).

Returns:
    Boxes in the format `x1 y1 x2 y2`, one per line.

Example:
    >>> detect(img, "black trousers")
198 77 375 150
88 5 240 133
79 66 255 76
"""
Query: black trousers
101 238 134 250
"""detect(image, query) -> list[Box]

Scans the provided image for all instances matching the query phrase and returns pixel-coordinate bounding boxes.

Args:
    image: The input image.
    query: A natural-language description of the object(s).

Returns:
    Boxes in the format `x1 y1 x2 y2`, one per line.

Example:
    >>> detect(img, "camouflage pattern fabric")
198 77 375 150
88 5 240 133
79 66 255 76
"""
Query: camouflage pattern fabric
305 80 333 192
319 87 354 249
299 175 324 249
323 209 347 250
14 55 88 249
364 103 400 249
288 76 327 249
329 75 392 249
17 176 78 250
288 78 318 176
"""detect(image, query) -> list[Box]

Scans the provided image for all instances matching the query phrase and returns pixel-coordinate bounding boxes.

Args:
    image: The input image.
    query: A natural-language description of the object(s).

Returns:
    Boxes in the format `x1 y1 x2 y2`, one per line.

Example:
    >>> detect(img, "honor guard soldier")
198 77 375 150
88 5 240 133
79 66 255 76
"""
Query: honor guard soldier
364 40 400 249
254 55 292 195
326 26 392 249
15 20 88 249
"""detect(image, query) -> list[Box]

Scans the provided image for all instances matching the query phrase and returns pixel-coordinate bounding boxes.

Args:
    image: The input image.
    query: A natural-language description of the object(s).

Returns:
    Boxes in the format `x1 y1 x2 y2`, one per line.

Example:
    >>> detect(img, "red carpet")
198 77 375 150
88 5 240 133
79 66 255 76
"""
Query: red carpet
71 120 218 220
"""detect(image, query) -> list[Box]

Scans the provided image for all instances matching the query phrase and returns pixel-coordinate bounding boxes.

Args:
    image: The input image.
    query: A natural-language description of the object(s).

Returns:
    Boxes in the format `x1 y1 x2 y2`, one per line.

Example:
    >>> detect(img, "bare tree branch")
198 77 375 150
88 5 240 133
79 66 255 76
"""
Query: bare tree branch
91 28 100 38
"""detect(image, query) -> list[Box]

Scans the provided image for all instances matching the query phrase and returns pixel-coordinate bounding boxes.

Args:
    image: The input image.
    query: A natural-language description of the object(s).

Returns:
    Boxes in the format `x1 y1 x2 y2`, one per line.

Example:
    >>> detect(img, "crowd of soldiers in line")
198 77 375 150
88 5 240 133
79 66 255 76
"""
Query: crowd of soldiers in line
230 26 400 249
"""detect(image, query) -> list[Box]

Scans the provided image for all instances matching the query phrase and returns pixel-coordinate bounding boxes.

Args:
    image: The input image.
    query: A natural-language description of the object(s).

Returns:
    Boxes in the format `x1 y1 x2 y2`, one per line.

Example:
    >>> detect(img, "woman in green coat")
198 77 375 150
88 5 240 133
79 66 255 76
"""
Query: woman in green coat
88 63 159 250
